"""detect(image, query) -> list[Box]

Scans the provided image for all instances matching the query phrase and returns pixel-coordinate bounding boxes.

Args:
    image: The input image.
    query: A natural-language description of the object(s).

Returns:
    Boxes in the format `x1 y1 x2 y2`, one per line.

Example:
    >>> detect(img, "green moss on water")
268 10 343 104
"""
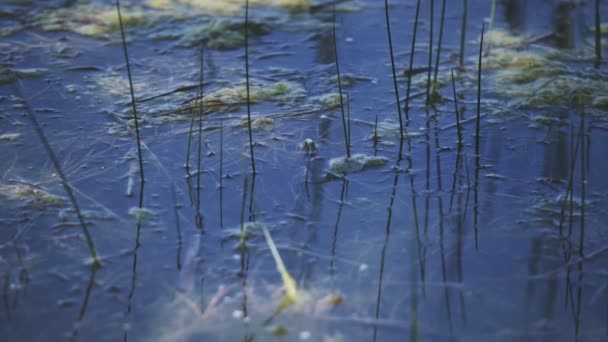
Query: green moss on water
0 183 65 208
129 207 156 223
182 19 272 49
484 29 525 48
204 80 304 107
147 0 311 14
35 4 151 38
500 75 608 109
328 154 389 175
318 93 343 109
481 36 608 110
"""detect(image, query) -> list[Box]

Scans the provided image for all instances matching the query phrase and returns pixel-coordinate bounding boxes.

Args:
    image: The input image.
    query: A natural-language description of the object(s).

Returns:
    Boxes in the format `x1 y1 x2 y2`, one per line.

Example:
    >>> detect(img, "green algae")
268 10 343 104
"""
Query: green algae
478 29 608 110
203 80 304 107
328 154 389 175
181 19 272 49
128 207 156 223
0 183 65 208
35 3 151 38
370 120 423 141
147 0 312 14
318 92 343 109
484 29 525 48
502 75 608 109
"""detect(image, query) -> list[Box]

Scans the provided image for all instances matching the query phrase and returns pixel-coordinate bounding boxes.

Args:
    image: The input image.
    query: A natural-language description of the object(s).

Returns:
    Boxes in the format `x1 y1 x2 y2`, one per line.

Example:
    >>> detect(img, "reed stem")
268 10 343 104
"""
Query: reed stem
404 0 422 121
459 0 468 66
384 0 404 141
13 85 101 267
432 0 447 97
116 0 144 207
245 0 257 174
333 4 350 158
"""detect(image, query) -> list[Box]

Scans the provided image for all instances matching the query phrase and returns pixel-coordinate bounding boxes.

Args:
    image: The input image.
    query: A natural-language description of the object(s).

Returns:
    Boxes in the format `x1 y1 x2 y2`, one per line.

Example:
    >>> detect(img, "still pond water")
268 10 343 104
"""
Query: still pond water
1 0 608 341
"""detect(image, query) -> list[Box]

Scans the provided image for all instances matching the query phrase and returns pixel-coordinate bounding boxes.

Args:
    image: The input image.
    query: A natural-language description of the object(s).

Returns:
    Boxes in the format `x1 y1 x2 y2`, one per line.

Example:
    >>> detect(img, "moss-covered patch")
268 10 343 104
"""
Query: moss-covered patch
0 183 65 208
35 3 151 38
128 207 156 223
94 72 149 98
317 92 343 109
181 19 272 49
147 0 311 14
479 30 608 110
328 154 389 175
203 80 305 107
499 75 608 109
484 29 525 48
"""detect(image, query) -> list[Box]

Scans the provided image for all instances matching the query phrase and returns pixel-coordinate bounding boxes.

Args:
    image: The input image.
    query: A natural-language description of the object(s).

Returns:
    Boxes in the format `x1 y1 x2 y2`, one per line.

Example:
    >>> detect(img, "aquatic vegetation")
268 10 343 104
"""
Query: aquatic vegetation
371 120 421 141
35 3 151 38
0 183 65 208
501 75 608 109
95 72 148 98
328 154 389 175
204 80 305 107
318 92 343 109
484 28 524 48
0 133 21 141
479 30 608 110
128 207 156 223
181 19 272 49
147 0 312 14
0 68 47 85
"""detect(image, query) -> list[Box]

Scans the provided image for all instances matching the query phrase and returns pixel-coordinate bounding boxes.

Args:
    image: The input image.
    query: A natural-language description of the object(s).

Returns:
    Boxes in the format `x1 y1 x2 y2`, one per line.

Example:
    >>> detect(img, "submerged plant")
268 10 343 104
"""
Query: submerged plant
328 154 389 176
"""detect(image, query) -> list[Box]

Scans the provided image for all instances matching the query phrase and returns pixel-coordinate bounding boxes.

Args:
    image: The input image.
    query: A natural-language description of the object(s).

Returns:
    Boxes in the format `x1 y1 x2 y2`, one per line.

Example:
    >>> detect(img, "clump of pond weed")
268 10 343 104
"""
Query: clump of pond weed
480 29 608 110
328 154 389 175
0 183 65 208
128 207 156 223
203 80 305 107
35 3 151 39
147 0 312 14
181 19 272 49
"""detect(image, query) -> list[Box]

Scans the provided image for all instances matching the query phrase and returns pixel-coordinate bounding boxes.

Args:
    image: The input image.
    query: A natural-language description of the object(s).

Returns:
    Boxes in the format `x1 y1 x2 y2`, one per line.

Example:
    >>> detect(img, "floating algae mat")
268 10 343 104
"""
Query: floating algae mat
3 1 608 341
328 154 389 175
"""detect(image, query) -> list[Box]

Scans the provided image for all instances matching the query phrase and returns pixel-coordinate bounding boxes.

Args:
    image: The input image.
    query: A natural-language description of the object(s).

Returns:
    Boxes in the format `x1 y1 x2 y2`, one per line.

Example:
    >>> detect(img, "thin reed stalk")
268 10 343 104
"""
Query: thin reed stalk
245 0 257 174
579 110 585 255
404 0 422 121
595 0 602 68
373 114 379 151
384 0 404 141
425 0 435 107
116 0 144 208
474 24 485 249
451 69 463 146
185 81 201 172
432 0 447 98
219 119 224 228
459 0 468 66
333 4 350 158
12 84 101 267
475 24 485 162
195 43 204 232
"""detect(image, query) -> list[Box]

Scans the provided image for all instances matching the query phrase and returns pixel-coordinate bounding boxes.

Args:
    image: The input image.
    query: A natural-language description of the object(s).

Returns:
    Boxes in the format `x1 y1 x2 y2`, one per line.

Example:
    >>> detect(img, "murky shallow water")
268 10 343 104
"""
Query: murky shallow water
1 0 608 341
